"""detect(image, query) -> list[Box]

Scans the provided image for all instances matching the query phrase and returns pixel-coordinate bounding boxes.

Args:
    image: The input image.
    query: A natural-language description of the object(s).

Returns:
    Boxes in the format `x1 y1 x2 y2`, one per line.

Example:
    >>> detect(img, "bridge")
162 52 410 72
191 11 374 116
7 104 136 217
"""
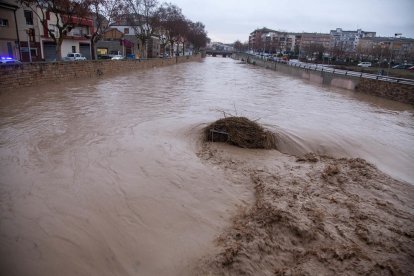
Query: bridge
205 49 234 57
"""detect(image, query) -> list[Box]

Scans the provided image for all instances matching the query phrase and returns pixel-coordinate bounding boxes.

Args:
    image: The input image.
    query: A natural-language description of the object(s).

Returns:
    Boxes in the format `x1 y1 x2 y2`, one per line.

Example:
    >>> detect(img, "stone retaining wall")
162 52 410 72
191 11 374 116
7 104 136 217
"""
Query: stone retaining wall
234 53 413 105
355 78 414 105
0 55 201 91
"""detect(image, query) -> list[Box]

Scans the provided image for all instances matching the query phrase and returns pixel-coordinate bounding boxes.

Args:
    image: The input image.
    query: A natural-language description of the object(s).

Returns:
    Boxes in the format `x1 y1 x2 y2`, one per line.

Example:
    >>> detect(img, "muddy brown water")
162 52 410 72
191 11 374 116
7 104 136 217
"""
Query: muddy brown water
0 57 413 275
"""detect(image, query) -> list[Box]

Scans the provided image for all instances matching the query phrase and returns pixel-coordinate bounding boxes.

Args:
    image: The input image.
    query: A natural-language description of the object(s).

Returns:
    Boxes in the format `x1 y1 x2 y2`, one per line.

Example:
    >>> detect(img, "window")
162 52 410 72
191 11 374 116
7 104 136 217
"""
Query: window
97 48 107 55
24 10 33 25
27 28 35 42
72 46 76 53
21 47 38 56
0 18 9 27
48 24 59 37
124 28 129 34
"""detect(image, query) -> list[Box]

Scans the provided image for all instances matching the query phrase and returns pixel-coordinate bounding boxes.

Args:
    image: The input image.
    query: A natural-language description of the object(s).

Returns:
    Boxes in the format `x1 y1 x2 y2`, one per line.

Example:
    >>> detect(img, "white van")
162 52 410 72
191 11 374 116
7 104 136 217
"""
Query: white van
357 62 372 67
63 53 87 61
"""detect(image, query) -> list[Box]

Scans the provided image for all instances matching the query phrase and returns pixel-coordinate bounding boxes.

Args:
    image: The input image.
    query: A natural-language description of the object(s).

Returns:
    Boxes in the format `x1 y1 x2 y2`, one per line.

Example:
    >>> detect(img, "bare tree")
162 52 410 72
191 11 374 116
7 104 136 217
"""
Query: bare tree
155 3 184 56
187 21 208 53
302 43 324 61
233 40 243 51
174 19 190 56
19 0 90 61
125 0 159 58
332 42 346 60
87 0 123 60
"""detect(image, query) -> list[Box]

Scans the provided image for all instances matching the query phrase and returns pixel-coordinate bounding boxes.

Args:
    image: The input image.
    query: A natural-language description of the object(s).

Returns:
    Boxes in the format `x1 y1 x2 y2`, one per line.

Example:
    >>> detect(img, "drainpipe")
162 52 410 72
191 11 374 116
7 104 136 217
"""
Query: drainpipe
13 8 21 60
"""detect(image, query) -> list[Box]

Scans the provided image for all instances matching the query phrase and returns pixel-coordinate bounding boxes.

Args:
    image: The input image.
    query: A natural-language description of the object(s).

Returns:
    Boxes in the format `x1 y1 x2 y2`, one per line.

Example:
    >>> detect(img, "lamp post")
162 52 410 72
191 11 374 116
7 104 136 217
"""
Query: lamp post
387 33 402 76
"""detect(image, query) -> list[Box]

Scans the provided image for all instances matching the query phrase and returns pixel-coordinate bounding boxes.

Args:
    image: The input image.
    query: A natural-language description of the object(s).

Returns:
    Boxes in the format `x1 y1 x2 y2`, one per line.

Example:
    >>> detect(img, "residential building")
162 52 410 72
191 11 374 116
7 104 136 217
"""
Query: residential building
249 27 276 52
1 0 93 61
286 33 297 52
102 22 161 58
299 33 331 58
39 12 93 61
358 37 414 63
15 1 42 61
0 0 19 59
96 28 136 57
249 28 304 54
99 23 140 57
330 28 375 57
263 31 287 54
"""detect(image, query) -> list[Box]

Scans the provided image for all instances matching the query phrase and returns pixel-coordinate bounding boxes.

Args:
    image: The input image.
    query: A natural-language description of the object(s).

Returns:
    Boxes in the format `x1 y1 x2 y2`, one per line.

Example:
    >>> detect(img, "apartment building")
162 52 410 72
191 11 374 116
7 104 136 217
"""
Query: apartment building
358 37 414 63
299 33 331 58
263 31 287 54
330 28 375 56
249 28 300 54
248 27 276 52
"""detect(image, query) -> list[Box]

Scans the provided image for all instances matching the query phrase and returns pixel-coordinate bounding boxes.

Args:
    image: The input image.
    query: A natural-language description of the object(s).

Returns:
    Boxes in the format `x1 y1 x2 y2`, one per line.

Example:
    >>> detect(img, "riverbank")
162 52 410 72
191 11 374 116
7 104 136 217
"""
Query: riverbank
0 55 201 91
233 53 414 105
196 142 414 275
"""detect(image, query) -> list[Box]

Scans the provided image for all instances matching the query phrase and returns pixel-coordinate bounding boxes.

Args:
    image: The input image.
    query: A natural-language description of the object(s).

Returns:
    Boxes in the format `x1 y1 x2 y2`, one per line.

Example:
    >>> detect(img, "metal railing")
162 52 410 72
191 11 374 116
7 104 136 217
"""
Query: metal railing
243 54 414 86
287 61 414 86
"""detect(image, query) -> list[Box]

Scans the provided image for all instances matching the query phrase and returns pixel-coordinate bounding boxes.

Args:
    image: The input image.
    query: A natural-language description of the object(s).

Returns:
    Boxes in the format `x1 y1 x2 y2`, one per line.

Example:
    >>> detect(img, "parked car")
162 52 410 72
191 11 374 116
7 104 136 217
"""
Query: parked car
0 57 22 64
111 55 125 60
357 62 372 67
408 66 414 71
63 53 87 61
98 55 112 60
392 64 413 69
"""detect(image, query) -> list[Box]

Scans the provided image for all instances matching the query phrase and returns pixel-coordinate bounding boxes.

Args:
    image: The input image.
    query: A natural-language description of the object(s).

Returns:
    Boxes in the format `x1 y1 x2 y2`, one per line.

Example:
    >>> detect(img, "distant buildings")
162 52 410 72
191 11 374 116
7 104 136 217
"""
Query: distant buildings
247 26 414 63
207 41 234 52
358 37 414 63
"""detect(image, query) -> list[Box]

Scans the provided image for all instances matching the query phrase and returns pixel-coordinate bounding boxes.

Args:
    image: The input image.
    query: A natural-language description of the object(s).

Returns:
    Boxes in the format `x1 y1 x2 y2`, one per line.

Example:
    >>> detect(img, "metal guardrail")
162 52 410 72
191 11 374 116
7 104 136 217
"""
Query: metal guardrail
287 62 414 86
243 54 414 86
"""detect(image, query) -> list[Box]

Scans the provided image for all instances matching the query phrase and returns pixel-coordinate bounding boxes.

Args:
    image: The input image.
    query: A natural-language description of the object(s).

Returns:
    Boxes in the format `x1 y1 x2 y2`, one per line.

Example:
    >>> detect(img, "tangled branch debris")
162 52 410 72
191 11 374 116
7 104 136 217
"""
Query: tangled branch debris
204 117 277 149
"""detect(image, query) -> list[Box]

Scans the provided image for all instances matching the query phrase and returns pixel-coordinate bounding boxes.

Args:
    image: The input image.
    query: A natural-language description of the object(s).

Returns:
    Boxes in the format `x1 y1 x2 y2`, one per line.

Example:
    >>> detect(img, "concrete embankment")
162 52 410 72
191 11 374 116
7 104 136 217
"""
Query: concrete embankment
0 55 201 91
233 53 414 105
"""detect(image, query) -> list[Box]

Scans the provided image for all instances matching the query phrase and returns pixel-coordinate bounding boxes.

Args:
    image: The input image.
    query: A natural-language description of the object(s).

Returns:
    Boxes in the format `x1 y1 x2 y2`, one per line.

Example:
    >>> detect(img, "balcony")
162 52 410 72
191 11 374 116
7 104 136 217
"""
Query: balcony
66 27 90 38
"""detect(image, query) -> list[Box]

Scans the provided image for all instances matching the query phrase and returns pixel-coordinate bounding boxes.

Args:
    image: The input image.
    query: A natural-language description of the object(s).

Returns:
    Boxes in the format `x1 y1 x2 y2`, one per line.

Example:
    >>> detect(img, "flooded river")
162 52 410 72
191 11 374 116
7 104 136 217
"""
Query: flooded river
1 57 413 275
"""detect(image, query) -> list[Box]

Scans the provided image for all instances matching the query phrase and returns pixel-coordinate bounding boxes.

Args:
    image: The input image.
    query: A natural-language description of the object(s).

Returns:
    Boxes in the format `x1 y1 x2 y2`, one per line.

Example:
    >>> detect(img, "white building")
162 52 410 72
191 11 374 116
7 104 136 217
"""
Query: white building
330 28 376 54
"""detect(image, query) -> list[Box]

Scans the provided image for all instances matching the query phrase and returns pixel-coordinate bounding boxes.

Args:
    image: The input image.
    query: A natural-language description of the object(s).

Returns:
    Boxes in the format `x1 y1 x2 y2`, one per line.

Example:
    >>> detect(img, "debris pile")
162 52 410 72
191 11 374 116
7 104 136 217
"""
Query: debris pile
204 117 276 149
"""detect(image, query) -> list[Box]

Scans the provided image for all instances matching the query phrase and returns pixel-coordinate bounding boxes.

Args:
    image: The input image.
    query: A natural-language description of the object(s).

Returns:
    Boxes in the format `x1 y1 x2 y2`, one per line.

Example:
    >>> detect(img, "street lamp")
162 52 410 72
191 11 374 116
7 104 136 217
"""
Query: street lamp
387 33 402 76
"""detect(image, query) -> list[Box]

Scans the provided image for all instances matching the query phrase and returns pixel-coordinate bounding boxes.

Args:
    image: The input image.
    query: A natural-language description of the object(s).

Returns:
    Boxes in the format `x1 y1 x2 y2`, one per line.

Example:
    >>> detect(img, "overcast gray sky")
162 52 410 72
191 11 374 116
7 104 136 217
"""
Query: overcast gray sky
170 0 414 43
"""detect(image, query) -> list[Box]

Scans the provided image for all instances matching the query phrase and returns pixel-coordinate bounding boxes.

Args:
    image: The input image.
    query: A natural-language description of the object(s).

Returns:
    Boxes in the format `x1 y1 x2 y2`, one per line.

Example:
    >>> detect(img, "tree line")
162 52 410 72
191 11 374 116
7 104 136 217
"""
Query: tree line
18 0 210 60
